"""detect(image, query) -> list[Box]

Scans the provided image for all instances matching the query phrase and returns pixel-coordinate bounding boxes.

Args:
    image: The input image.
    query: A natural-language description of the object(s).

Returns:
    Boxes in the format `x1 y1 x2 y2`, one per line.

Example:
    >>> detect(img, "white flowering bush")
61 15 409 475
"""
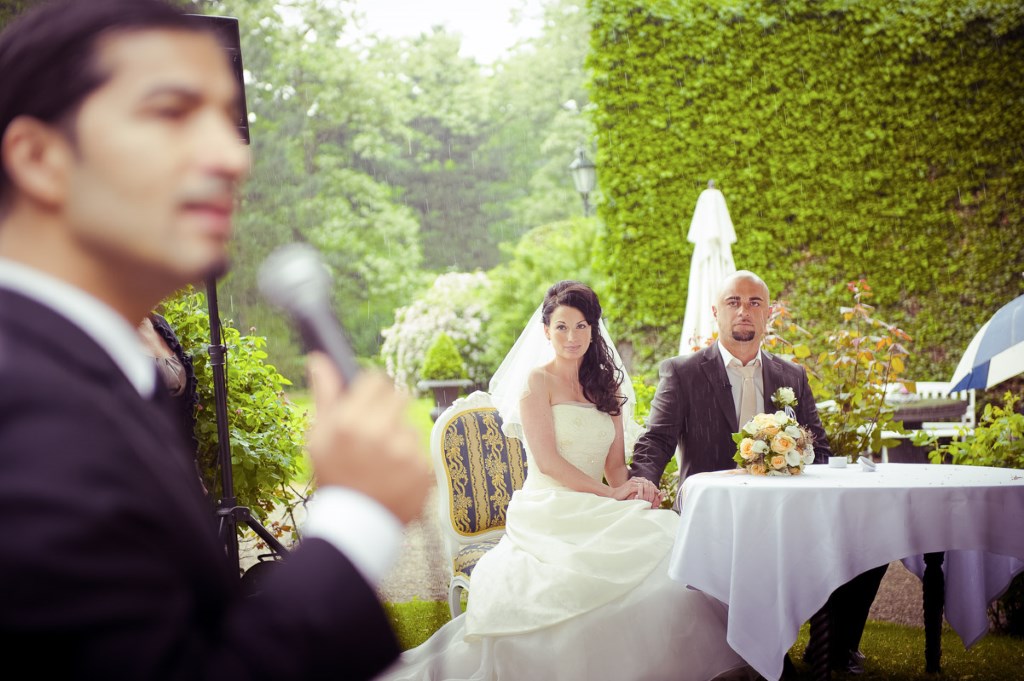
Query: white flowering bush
380 271 493 391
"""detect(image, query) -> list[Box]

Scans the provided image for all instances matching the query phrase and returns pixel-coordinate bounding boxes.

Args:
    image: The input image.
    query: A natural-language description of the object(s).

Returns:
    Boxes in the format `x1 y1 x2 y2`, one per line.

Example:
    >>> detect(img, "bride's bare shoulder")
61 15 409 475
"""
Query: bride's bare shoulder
525 363 560 393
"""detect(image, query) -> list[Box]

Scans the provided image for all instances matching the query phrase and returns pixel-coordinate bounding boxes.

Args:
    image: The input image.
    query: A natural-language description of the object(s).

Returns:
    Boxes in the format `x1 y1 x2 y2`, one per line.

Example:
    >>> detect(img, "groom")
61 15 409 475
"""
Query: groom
629 270 885 676
630 270 830 484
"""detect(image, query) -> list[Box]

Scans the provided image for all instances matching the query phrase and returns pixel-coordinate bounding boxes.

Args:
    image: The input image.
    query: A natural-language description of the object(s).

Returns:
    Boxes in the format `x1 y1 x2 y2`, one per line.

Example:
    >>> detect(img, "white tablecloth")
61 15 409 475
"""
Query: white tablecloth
668 463 1024 681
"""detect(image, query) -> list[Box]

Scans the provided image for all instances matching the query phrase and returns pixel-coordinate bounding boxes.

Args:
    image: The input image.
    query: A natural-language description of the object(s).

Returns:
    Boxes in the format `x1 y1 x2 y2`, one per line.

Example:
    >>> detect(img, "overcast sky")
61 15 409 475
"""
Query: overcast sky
350 0 545 63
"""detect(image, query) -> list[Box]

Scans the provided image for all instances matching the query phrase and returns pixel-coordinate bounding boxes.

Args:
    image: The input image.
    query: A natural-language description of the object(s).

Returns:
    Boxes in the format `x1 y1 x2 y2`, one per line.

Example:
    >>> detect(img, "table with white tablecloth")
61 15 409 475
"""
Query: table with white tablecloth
668 463 1024 681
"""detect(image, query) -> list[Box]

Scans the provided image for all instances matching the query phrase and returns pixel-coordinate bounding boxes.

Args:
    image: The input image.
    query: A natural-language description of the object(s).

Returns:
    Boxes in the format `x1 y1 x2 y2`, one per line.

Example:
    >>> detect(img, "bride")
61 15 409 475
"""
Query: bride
379 281 749 680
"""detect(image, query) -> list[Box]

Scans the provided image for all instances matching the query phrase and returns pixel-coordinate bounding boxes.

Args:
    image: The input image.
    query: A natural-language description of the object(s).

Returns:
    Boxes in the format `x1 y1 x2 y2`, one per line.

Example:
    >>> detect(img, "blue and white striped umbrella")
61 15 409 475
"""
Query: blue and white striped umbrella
949 294 1024 391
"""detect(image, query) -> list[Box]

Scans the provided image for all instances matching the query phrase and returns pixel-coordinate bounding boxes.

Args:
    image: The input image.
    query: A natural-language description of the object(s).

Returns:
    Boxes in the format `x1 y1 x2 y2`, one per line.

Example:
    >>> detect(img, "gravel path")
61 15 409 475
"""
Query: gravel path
376 488 928 628
377 488 449 603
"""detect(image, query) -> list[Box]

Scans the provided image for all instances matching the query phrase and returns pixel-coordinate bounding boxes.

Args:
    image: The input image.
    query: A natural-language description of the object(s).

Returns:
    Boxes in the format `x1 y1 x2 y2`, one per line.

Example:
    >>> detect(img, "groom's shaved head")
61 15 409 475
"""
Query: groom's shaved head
718 271 769 302
713 270 772 361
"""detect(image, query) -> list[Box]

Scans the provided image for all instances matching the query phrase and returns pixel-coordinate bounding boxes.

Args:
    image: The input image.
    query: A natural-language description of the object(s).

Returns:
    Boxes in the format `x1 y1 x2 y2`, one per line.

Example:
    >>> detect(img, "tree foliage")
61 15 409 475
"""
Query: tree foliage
198 0 425 380
484 216 603 370
190 0 596 378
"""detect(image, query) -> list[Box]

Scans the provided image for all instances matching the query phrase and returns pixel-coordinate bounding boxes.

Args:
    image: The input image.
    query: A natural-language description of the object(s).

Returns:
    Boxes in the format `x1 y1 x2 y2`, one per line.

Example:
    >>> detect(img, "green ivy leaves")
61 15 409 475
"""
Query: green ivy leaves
589 0 1024 379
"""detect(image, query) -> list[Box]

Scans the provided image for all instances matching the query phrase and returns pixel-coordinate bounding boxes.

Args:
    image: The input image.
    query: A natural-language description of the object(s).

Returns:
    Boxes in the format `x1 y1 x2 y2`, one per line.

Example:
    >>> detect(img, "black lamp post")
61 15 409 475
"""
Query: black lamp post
568 145 597 217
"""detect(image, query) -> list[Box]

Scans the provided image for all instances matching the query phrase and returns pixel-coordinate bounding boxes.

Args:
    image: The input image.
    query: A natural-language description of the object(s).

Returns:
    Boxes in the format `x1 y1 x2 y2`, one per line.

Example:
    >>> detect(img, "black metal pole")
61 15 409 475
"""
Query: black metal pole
205 278 239 568
191 15 287 582
205 278 290 573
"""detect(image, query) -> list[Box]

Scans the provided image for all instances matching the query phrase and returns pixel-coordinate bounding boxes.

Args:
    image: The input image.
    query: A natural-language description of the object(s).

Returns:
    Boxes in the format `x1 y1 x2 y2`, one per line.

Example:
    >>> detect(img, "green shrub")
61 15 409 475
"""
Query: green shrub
162 288 308 535
420 333 469 381
921 392 1024 469
766 280 911 460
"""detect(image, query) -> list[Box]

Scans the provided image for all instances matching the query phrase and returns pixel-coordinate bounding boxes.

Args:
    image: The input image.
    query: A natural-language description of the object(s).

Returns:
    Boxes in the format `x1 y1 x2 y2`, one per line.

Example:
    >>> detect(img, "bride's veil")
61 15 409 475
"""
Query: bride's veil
488 305 644 457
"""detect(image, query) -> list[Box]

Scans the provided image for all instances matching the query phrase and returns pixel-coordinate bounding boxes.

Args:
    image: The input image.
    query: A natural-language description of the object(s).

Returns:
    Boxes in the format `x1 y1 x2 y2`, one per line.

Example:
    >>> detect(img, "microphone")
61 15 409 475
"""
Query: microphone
258 243 361 383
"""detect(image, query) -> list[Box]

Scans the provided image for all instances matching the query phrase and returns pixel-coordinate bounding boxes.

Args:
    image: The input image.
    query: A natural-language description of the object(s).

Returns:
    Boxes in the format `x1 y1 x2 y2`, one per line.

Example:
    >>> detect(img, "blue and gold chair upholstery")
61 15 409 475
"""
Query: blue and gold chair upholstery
431 390 527 617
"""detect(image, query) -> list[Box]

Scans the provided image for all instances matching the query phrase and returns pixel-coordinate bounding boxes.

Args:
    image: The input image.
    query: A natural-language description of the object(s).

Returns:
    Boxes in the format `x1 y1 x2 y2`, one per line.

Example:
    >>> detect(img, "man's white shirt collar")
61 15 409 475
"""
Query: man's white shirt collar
0 258 155 397
717 341 765 369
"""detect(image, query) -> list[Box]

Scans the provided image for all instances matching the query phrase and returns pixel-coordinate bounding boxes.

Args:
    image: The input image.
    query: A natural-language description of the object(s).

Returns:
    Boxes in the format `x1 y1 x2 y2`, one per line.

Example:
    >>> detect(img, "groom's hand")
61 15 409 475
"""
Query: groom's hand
629 476 663 508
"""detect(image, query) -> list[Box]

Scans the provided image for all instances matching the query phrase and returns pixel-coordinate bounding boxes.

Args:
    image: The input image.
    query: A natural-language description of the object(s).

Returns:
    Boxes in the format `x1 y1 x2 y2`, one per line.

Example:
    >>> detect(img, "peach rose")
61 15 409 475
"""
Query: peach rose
739 438 757 460
770 455 787 470
771 432 796 454
749 463 768 476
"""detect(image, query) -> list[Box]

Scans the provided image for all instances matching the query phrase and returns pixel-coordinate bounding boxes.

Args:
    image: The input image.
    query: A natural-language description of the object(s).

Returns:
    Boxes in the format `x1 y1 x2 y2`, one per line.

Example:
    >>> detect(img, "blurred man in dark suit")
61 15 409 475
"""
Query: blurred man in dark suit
0 1 432 678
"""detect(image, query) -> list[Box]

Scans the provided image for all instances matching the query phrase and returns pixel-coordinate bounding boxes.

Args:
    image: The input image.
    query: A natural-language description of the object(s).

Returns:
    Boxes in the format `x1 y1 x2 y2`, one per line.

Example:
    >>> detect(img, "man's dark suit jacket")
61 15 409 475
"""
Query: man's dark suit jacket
0 290 398 679
630 342 831 488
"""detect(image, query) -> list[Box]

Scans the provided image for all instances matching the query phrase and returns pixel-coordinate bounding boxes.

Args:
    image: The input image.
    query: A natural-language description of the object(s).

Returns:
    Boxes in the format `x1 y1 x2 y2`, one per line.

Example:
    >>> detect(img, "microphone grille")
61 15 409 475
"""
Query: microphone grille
258 243 332 315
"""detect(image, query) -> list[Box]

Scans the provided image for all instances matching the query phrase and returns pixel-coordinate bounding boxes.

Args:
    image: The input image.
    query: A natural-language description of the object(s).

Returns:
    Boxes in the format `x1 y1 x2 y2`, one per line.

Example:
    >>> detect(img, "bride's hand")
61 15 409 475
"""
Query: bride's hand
612 477 663 508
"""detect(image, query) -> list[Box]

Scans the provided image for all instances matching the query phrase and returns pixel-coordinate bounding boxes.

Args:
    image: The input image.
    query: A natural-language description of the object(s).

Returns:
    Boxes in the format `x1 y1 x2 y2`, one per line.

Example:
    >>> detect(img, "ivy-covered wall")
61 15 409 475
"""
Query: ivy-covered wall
588 0 1024 377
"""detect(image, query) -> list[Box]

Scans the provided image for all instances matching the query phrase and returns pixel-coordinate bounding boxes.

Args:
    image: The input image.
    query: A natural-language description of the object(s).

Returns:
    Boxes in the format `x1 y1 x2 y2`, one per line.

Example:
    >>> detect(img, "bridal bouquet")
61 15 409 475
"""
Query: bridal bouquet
732 411 816 476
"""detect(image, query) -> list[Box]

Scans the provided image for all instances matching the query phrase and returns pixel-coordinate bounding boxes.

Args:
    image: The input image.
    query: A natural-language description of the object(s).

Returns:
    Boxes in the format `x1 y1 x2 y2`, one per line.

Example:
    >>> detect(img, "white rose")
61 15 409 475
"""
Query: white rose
773 411 789 426
753 440 770 455
775 387 796 405
802 450 816 465
785 449 802 467
785 425 802 439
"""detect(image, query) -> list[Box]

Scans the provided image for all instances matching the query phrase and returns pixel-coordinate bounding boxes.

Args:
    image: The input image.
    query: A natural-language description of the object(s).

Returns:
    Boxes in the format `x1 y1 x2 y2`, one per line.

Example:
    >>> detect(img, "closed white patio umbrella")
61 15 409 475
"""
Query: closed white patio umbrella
679 180 736 355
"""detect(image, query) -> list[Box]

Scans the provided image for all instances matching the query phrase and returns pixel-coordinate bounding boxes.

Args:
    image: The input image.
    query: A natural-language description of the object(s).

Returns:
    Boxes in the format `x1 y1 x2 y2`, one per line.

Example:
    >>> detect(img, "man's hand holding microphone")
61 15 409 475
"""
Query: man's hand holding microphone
260 244 433 528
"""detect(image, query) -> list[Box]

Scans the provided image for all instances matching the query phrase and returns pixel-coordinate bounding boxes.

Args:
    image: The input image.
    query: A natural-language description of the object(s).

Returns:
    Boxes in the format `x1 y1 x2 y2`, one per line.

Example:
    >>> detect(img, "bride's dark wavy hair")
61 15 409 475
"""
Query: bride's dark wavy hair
541 281 626 416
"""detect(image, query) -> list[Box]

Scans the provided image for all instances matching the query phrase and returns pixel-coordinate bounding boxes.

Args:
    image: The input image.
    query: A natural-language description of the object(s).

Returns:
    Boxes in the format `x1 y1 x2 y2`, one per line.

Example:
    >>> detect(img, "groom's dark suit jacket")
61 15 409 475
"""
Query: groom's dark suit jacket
0 290 398 680
630 342 831 488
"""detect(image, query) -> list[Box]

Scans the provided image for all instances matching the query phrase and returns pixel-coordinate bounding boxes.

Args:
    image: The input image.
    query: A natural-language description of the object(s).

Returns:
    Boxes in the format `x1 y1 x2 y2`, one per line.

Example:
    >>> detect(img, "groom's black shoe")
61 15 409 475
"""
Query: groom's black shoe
835 649 866 675
823 649 865 675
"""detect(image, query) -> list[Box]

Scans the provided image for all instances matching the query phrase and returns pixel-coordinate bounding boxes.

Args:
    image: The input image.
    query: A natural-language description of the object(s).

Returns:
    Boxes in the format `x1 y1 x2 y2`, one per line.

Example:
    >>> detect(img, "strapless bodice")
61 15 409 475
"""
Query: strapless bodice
522 404 614 490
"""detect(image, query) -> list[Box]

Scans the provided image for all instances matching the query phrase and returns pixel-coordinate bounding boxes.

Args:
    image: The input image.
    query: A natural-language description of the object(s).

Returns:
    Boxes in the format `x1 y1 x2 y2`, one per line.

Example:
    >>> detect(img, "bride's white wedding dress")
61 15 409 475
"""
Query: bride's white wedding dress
378 404 748 680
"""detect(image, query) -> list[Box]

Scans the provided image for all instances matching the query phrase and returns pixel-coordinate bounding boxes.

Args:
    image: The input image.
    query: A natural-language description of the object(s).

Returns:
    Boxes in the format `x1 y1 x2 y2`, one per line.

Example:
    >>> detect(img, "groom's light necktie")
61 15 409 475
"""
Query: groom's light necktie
734 359 760 428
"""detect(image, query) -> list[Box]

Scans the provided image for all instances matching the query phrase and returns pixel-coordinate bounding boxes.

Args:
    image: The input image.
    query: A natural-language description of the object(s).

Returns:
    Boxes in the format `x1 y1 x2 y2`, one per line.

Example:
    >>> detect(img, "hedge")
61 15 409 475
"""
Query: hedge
587 0 1024 377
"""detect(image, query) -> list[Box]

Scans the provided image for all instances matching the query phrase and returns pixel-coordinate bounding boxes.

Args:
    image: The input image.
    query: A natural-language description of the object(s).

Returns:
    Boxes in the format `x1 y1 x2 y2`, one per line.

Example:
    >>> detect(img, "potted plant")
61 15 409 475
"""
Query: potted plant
418 332 472 420
766 279 911 463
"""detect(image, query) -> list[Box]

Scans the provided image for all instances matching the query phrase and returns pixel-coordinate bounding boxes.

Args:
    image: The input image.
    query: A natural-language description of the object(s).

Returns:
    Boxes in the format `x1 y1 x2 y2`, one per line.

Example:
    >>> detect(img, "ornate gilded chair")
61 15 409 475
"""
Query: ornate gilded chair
431 390 527 617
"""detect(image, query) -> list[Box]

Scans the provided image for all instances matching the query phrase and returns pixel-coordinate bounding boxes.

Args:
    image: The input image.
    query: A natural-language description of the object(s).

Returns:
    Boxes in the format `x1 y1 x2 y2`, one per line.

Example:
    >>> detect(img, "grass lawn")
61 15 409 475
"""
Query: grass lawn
408 396 436 455
384 602 1024 680
787 621 1024 680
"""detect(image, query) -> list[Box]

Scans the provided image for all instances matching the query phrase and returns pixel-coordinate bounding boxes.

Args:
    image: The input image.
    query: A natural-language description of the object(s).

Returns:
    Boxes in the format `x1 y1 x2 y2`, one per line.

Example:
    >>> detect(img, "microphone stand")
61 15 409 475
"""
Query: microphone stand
205 277 289 572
